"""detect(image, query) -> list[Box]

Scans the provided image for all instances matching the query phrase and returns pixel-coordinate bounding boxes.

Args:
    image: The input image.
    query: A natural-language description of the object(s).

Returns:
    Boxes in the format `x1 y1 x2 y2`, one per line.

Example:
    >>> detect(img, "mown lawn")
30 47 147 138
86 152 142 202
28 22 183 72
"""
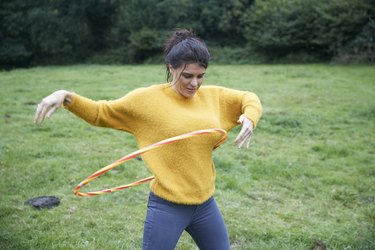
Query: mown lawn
0 64 374 250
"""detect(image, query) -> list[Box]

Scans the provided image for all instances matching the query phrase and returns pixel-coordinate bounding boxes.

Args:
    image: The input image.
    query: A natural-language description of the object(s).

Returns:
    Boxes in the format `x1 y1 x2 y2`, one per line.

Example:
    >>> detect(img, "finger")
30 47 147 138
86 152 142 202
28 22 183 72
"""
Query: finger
34 103 48 124
234 126 247 144
238 133 250 148
237 138 246 148
246 132 253 148
38 104 49 124
235 125 252 144
34 104 42 124
46 105 58 118
237 130 252 148
236 127 253 148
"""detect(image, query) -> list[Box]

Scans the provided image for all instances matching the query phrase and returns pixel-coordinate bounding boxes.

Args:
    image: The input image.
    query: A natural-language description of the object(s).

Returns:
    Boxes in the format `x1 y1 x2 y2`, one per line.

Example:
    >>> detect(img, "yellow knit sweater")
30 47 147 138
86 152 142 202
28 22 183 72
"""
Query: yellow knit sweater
65 83 262 204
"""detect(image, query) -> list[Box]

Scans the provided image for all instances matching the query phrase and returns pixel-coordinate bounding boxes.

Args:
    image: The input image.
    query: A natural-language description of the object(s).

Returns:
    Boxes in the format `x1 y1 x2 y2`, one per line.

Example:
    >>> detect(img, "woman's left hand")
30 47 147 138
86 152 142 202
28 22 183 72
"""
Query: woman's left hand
234 115 254 149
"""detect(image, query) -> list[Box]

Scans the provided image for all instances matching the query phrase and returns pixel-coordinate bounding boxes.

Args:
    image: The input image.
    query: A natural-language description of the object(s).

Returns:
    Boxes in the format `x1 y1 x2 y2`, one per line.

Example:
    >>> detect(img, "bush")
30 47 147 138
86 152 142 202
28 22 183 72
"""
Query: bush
333 20 375 64
243 0 374 61
0 0 117 68
85 46 135 65
209 46 267 64
128 28 167 62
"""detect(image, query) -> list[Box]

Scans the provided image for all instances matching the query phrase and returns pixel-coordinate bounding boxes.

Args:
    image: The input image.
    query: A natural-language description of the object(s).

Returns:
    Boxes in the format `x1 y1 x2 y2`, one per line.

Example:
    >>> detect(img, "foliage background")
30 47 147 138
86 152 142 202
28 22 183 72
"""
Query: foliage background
1 0 374 68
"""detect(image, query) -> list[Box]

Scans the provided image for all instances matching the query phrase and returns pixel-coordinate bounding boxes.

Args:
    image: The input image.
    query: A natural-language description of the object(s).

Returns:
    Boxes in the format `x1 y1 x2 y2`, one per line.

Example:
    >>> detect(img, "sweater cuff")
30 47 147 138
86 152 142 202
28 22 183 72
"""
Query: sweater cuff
62 93 76 108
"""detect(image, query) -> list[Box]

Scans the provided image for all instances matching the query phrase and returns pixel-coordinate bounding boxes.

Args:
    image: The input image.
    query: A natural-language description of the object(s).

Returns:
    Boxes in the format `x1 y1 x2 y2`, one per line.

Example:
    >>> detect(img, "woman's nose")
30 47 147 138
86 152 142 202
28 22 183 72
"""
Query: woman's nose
191 77 198 87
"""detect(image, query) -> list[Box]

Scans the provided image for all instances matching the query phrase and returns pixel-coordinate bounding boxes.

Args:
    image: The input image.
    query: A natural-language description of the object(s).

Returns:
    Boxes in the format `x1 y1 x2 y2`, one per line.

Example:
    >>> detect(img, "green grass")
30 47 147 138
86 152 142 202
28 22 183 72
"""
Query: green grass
1 64 374 250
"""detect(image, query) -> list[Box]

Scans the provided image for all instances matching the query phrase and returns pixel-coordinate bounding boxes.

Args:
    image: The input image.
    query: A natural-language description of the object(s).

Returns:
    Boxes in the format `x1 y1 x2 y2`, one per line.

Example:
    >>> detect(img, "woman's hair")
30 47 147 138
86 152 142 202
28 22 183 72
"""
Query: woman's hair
163 29 211 81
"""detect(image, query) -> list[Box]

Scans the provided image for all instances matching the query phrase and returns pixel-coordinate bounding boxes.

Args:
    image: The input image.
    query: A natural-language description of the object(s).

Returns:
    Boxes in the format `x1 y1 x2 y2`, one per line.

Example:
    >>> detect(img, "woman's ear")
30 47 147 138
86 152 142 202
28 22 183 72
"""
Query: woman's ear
168 65 174 74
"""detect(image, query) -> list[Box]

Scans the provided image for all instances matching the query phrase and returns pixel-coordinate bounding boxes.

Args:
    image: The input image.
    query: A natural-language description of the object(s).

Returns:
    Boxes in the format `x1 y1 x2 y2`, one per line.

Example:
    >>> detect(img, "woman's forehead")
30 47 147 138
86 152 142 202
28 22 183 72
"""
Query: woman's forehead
181 63 206 73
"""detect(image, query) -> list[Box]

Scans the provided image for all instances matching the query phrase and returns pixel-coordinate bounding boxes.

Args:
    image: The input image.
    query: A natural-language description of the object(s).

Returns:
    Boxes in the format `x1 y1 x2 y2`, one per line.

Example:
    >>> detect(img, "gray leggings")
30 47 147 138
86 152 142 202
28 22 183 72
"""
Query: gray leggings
142 192 230 250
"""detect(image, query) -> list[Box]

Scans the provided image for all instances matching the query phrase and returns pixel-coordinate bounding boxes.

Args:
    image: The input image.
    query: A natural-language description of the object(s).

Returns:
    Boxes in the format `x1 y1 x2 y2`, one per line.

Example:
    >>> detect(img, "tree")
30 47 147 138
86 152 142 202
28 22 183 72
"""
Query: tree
0 0 118 67
242 0 374 61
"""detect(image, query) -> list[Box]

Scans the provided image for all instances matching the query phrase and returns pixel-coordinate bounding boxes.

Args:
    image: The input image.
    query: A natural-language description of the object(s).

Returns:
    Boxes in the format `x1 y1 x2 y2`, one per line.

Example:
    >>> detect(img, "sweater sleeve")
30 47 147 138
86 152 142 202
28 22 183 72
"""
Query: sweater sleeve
241 91 262 128
63 93 135 133
218 87 262 129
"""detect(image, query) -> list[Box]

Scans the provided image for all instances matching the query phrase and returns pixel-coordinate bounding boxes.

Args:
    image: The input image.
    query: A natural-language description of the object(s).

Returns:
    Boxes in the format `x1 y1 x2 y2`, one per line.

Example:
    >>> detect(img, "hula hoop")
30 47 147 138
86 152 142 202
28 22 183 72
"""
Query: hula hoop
74 128 227 197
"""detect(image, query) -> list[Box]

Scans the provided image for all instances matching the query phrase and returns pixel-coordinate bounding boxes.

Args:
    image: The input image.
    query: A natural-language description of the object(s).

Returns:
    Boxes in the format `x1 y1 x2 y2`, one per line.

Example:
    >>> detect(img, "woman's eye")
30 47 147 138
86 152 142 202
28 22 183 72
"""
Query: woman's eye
181 73 205 79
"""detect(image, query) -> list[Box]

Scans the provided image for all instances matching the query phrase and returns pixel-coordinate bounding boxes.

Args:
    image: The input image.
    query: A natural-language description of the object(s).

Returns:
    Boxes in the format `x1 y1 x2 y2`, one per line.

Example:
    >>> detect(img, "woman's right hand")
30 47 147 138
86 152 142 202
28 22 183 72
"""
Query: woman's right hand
34 90 72 124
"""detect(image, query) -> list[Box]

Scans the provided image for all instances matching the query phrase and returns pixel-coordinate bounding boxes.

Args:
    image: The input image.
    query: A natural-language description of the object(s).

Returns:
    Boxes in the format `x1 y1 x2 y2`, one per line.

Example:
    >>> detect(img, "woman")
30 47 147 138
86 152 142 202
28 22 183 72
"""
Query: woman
34 29 262 250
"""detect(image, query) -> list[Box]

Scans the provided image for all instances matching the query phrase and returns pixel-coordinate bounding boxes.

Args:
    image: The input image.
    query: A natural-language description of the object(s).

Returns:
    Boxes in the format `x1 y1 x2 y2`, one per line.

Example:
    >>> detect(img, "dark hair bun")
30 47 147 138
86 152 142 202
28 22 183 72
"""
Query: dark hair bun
174 29 196 40
163 29 198 57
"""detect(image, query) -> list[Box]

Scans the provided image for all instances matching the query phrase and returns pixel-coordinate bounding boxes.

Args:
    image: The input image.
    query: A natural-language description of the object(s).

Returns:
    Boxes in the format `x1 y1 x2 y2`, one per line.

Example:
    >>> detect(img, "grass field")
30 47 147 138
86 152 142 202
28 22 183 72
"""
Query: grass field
0 64 374 250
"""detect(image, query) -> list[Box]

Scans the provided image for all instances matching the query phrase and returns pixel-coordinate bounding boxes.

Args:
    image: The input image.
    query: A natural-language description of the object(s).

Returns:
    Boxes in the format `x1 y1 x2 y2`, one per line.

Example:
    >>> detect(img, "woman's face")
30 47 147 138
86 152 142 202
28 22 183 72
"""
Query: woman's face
170 63 206 98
